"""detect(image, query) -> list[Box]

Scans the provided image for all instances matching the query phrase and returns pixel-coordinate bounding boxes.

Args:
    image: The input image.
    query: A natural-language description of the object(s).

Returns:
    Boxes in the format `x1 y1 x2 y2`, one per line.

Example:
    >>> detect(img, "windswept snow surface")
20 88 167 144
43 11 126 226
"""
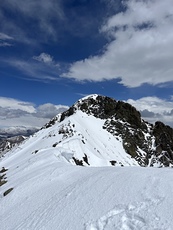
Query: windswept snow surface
1 151 173 230
1 110 173 229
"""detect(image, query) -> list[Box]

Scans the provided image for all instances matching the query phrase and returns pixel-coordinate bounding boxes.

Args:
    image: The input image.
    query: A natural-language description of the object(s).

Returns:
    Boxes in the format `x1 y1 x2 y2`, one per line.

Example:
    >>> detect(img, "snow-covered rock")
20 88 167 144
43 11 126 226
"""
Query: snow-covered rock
1 94 173 229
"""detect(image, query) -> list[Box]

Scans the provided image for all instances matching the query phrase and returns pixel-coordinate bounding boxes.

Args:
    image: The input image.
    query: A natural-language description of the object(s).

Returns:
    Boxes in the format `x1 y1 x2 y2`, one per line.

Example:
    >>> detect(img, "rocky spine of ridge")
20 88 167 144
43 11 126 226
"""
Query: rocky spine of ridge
43 94 173 167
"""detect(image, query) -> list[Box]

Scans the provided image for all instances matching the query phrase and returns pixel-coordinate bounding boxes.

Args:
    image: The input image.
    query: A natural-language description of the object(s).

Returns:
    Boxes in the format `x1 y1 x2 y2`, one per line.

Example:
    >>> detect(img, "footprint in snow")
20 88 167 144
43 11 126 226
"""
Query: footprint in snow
84 196 167 230
85 206 145 230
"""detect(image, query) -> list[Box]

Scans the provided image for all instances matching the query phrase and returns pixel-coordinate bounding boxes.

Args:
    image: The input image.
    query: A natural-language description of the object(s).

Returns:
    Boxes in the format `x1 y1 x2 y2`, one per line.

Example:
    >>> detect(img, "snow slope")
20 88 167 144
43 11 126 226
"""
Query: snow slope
1 96 173 229
1 150 173 229
2 110 138 167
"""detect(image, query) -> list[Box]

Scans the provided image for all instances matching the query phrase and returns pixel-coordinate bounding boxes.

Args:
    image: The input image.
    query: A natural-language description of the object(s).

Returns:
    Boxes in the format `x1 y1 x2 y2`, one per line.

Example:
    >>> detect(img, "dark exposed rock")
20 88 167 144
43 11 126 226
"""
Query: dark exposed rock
60 107 76 122
3 188 13 196
0 167 8 187
72 157 83 166
76 95 117 119
0 167 8 173
67 94 173 167
39 94 173 167
83 154 90 165
110 160 116 166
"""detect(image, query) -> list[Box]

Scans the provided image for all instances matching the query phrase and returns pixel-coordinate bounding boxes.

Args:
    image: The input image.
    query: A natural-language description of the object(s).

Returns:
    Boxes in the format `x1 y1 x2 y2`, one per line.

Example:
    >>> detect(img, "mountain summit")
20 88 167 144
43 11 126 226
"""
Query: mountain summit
1 94 173 230
3 94 172 167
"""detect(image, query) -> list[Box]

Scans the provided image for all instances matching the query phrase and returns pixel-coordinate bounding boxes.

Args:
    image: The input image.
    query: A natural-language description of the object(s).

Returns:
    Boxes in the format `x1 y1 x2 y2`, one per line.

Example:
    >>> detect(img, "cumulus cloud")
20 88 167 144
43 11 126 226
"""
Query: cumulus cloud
0 97 35 113
0 107 28 119
35 103 68 118
0 97 68 128
126 97 173 127
62 0 173 87
33 53 53 64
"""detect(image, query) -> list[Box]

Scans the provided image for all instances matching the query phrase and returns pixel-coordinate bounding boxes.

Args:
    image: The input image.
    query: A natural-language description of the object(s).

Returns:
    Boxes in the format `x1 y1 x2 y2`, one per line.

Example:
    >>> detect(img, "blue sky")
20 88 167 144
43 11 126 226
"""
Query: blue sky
1 0 173 128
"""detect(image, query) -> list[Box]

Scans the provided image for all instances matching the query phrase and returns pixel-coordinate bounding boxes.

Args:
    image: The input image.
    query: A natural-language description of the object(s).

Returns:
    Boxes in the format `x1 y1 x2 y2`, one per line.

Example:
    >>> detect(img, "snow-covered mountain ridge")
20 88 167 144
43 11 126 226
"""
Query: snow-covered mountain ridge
1 94 173 229
1 94 173 167
40 94 173 167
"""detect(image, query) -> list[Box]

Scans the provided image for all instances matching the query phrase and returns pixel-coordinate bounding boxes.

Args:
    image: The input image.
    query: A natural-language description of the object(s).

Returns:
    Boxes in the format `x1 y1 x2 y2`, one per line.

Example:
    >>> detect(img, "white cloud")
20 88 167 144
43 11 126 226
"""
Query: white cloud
62 0 173 87
126 97 173 127
0 97 68 128
35 103 69 118
33 53 53 64
127 97 173 114
0 97 35 113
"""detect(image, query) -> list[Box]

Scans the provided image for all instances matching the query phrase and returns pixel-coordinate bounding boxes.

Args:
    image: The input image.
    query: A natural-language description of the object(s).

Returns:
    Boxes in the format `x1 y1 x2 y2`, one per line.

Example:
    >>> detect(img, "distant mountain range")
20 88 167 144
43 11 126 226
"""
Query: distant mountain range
0 126 38 138
0 126 38 156
1 94 173 167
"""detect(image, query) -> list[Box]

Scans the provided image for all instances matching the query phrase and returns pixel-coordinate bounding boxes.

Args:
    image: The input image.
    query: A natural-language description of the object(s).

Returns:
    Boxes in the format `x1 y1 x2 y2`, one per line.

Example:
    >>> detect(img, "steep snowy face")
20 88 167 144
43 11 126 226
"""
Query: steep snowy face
3 110 137 167
42 94 173 167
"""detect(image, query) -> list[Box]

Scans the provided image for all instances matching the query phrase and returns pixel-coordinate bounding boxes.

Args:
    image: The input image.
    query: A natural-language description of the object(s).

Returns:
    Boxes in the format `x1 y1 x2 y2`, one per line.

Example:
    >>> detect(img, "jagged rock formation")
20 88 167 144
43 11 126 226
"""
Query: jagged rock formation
43 94 173 167
2 94 173 167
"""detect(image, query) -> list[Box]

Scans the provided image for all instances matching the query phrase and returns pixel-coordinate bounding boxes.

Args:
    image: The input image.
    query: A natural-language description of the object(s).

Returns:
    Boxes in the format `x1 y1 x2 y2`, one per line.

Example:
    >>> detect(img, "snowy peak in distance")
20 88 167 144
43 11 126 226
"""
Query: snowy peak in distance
3 94 173 167
0 126 38 138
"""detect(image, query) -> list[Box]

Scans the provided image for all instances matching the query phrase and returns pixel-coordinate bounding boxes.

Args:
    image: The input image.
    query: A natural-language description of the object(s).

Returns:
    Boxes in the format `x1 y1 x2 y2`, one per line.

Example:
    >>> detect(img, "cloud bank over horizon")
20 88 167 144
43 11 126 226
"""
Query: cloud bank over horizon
0 95 173 128
0 97 68 128
126 96 173 127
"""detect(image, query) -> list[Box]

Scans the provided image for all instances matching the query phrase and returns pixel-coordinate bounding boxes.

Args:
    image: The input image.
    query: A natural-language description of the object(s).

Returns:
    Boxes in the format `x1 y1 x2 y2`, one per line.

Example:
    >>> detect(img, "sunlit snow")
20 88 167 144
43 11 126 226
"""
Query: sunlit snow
1 108 173 229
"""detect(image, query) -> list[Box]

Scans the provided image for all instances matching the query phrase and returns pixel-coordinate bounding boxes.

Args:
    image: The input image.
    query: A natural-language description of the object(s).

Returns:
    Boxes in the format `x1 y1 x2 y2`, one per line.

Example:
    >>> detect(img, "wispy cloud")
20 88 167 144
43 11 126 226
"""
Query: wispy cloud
0 42 13 47
0 32 14 47
0 0 65 44
62 0 173 87
4 55 62 81
0 0 117 46
0 32 13 40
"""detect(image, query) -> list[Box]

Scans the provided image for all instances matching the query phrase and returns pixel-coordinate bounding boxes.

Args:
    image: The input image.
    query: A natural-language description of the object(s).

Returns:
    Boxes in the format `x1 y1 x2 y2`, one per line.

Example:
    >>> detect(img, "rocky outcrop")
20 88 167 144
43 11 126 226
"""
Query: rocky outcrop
16 94 173 167
0 136 26 157
54 94 173 167
0 127 38 157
